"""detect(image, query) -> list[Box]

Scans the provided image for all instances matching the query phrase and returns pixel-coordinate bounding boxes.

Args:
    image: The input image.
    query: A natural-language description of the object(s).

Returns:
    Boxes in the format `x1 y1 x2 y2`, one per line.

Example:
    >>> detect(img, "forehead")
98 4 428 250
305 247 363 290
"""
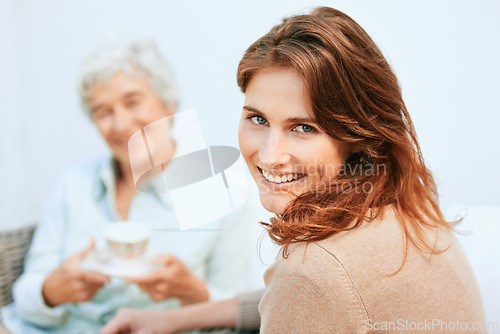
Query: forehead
88 71 152 104
244 68 314 120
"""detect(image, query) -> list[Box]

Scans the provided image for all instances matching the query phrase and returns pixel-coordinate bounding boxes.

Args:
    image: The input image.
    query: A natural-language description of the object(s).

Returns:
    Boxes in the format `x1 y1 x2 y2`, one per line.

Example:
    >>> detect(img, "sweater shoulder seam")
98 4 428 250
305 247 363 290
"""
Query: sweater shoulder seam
312 242 371 324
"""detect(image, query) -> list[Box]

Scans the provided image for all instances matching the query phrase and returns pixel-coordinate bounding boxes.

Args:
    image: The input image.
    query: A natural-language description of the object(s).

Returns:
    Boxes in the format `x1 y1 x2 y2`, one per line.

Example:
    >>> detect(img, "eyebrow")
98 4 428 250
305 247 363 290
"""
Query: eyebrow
123 91 143 99
243 105 317 124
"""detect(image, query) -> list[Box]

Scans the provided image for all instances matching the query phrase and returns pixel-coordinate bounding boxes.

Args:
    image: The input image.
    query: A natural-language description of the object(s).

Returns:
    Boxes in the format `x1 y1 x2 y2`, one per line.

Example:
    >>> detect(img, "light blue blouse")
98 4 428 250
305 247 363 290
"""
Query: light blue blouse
2 156 256 334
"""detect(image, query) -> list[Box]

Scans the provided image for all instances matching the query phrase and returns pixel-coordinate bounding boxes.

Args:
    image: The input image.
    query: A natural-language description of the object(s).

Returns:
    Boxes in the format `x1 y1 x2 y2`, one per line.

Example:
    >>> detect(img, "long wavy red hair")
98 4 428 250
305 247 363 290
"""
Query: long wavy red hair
237 7 455 266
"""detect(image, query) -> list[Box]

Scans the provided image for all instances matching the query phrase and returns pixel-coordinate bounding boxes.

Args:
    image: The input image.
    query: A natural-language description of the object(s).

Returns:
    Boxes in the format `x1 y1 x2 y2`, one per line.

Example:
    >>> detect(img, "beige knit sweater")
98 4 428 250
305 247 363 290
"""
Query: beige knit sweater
259 208 486 333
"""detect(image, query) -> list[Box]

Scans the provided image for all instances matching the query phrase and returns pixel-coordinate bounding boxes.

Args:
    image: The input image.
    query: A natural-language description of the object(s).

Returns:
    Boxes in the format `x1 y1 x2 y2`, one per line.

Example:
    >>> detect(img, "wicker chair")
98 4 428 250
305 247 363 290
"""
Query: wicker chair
0 225 36 307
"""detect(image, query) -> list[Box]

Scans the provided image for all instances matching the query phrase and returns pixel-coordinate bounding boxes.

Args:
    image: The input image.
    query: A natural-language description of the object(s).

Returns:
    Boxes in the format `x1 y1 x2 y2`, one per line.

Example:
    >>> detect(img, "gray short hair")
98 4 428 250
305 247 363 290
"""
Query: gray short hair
78 39 179 118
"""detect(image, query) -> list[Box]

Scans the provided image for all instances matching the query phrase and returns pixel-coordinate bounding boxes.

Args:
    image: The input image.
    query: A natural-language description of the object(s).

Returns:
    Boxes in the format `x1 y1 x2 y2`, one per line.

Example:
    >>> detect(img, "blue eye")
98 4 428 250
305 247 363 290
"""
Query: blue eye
296 124 314 133
251 116 268 125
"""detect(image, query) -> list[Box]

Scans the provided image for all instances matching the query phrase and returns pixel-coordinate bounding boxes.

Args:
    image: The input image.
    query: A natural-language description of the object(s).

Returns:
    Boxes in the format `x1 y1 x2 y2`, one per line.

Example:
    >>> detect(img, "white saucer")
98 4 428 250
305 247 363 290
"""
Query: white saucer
82 250 162 278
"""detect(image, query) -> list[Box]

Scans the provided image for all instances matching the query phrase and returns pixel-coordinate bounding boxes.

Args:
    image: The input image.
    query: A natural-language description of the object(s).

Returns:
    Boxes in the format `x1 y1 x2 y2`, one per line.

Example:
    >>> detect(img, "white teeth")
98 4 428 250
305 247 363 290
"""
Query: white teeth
261 169 303 184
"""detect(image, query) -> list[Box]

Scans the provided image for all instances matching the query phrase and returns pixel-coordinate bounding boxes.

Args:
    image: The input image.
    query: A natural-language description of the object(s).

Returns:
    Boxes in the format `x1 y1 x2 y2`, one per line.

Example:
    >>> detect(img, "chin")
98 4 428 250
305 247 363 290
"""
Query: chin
258 192 289 215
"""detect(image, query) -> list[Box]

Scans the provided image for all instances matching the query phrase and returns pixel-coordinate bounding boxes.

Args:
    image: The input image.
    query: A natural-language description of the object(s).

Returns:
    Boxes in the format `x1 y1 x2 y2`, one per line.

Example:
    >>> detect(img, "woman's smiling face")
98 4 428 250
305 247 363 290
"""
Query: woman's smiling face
88 72 174 168
238 69 349 215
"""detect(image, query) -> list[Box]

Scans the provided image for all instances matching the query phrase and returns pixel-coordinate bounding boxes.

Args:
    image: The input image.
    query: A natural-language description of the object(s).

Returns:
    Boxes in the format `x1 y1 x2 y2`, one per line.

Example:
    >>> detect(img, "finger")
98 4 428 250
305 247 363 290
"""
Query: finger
151 254 178 266
82 269 110 285
147 289 169 302
100 316 131 334
148 283 171 301
84 284 106 300
74 282 106 303
148 292 165 302
138 284 150 293
69 239 96 262
125 272 161 285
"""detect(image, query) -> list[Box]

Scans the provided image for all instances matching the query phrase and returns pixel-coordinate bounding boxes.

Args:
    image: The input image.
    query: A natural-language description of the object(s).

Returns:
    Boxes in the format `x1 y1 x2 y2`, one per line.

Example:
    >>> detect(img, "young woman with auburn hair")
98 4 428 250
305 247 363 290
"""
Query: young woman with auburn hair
102 7 486 333
237 6 447 263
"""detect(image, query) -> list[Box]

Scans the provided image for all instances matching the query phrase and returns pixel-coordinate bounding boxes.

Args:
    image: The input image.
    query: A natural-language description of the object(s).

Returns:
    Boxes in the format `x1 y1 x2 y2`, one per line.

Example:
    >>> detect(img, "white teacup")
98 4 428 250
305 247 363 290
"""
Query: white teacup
102 222 151 259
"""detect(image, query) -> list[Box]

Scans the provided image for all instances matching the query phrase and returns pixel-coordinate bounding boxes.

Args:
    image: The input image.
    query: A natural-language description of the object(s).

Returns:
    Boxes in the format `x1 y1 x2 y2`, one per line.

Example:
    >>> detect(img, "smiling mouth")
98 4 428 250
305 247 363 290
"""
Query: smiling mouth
257 167 306 185
114 138 130 147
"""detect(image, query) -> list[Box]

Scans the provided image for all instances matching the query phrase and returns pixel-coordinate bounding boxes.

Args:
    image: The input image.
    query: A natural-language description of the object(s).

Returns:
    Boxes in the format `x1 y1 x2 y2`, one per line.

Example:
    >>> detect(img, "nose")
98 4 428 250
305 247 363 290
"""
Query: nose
112 107 135 134
259 130 291 169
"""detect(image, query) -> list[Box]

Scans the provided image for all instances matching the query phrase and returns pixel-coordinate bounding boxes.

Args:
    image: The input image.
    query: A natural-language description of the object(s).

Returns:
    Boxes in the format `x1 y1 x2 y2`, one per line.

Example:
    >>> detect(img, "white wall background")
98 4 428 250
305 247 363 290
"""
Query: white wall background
0 0 499 225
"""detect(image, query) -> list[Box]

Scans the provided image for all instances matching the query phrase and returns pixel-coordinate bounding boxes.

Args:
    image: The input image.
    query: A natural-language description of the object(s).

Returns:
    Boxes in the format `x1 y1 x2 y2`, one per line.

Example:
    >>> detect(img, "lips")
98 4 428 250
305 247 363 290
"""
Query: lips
113 137 132 147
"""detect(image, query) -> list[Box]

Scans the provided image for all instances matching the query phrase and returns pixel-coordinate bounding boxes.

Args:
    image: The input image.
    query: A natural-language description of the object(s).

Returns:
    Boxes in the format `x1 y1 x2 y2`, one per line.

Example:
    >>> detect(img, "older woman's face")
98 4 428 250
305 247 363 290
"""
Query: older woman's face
88 72 174 167
238 69 348 215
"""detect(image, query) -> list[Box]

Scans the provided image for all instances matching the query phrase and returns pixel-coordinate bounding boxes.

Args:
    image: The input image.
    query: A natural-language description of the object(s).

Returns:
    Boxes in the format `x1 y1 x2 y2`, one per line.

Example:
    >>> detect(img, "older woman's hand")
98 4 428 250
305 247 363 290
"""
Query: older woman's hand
126 254 209 305
42 239 110 307
100 308 180 334
101 298 239 334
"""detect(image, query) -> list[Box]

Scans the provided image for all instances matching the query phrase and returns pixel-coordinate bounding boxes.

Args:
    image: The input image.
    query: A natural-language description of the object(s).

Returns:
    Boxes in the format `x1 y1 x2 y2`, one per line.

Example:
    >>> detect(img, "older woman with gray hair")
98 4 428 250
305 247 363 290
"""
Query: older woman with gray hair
2 40 254 334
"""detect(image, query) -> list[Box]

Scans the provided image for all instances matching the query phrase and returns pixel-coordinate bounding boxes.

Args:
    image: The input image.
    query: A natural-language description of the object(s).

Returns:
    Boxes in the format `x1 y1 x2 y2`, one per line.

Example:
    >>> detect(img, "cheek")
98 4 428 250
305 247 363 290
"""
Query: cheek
135 101 167 126
94 120 112 141
302 140 345 177
137 109 157 126
238 123 256 163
